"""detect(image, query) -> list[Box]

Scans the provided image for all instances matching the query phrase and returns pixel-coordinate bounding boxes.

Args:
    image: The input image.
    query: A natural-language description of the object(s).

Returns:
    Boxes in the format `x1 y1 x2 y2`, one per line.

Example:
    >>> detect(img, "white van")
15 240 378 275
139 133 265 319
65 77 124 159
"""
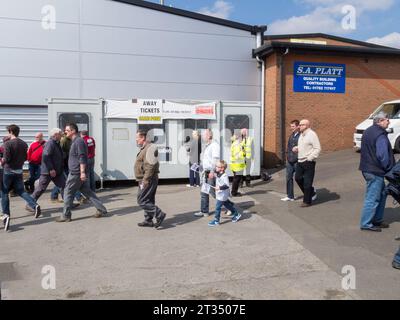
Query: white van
354 99 400 152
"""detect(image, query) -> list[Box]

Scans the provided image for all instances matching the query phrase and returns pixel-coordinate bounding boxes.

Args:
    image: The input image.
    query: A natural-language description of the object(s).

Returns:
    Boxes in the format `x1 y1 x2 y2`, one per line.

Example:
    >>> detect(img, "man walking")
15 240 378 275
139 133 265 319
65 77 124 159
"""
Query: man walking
30 128 66 209
1 125 40 232
134 130 166 229
359 112 394 232
57 123 107 222
295 119 321 207
281 120 300 201
195 129 220 217
25 132 45 193
81 130 96 192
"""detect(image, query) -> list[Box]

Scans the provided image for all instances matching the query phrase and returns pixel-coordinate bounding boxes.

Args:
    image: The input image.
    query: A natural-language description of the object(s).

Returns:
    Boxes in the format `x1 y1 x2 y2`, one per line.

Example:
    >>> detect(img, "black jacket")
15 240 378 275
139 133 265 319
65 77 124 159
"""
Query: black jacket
287 132 300 163
41 138 64 175
359 124 395 176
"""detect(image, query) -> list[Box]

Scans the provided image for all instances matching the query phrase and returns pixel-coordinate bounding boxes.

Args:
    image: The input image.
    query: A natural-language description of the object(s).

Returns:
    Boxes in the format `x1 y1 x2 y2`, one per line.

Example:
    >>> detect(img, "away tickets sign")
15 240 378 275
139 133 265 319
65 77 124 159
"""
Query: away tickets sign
105 99 217 124
136 99 163 124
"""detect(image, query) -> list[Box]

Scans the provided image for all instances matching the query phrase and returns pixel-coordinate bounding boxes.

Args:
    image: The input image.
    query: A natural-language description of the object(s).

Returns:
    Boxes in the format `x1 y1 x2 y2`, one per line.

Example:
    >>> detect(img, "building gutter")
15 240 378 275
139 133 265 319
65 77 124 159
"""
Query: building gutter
254 26 267 166
279 48 289 164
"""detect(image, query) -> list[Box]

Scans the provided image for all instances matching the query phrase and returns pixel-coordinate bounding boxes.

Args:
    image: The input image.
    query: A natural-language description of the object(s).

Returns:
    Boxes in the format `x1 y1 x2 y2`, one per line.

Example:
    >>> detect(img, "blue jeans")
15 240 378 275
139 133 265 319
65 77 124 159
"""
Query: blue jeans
200 172 215 214
88 158 96 192
286 161 297 199
360 172 387 229
28 163 41 190
394 246 400 264
1 172 37 216
189 162 200 186
215 199 238 222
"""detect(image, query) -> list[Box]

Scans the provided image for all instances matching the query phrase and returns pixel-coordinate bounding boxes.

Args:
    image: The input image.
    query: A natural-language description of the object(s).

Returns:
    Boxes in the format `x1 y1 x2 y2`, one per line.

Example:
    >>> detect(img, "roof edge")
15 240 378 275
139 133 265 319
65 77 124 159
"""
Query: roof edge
253 41 400 58
112 0 265 34
264 33 393 49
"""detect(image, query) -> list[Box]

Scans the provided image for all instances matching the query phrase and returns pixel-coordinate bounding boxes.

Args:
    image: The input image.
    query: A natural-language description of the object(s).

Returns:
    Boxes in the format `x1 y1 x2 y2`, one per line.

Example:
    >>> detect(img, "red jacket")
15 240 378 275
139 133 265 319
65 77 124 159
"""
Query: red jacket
83 136 96 159
27 140 46 165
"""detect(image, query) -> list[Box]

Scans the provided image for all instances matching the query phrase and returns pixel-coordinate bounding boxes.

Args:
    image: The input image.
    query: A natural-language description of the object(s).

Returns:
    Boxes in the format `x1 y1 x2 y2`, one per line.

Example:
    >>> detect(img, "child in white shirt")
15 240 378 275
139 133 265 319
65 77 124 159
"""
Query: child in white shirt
208 160 241 227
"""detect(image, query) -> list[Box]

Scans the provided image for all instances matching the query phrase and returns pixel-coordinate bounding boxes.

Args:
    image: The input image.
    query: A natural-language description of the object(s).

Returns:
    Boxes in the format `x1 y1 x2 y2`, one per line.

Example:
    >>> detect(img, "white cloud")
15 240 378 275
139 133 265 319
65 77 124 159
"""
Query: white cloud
367 32 400 49
198 0 233 19
267 0 394 35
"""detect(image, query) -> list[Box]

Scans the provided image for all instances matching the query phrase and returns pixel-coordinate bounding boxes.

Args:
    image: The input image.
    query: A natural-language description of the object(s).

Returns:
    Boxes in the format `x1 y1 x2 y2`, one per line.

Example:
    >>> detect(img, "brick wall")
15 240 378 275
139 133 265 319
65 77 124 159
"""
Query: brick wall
263 52 400 168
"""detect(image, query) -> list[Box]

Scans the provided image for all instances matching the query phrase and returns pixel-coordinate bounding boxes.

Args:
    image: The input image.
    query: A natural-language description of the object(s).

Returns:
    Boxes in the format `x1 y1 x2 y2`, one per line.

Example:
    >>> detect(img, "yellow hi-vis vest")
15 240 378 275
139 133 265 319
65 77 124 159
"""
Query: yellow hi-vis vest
230 139 246 172
241 137 253 160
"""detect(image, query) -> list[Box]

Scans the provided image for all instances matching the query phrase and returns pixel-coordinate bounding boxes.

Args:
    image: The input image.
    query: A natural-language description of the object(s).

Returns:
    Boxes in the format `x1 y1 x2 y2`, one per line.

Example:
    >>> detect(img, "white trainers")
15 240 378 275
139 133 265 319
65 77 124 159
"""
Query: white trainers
2 214 10 232
281 197 295 202
312 190 317 201
186 184 192 187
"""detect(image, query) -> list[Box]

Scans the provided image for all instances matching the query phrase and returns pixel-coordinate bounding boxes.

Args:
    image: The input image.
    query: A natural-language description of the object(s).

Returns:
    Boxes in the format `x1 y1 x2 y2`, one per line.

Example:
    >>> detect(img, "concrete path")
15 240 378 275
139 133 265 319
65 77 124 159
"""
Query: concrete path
0 175 357 299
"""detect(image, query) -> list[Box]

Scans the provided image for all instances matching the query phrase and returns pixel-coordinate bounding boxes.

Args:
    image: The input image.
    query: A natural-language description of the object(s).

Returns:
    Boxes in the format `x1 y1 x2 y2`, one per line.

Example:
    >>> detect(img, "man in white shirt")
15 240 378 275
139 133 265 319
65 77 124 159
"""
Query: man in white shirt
294 119 321 207
195 129 220 217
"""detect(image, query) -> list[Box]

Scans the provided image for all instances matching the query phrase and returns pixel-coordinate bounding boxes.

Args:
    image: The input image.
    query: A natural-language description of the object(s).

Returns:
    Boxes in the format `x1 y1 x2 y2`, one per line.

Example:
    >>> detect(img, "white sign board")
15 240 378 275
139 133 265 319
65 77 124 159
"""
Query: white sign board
136 99 163 124
105 99 217 122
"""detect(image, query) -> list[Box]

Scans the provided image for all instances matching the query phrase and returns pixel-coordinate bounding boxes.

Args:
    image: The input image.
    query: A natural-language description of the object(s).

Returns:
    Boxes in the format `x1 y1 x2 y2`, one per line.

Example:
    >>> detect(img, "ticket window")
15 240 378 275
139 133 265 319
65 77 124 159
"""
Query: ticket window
58 113 90 133
225 115 250 143
184 119 208 143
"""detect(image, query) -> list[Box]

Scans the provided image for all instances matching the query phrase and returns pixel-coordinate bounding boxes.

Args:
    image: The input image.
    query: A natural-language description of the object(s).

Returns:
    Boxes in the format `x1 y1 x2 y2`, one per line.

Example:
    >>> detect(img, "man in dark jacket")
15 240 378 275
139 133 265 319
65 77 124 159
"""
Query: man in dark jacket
359 112 395 232
1 124 40 232
281 120 300 201
30 128 65 208
134 130 166 229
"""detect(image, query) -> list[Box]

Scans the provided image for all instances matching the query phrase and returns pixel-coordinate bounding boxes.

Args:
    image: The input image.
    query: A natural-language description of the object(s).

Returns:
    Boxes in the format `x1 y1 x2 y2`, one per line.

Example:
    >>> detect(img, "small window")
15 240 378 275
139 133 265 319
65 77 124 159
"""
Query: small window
59 113 90 133
225 115 250 144
113 128 129 141
184 119 208 131
138 123 165 144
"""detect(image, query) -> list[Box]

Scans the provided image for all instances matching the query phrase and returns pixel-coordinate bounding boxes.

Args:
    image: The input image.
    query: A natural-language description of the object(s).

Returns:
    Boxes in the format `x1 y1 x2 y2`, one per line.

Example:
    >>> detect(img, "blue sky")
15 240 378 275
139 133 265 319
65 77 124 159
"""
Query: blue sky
147 0 400 48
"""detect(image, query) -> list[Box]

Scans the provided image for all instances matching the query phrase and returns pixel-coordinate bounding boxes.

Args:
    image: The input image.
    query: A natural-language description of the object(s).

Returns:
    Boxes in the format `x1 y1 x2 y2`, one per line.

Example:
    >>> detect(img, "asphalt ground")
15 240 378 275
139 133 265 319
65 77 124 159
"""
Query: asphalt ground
0 149 399 299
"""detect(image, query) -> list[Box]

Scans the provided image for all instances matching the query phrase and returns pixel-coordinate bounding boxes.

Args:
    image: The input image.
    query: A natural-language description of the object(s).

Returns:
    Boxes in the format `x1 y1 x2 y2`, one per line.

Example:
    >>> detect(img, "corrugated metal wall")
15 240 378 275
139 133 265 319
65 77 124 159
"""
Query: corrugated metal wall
0 106 48 145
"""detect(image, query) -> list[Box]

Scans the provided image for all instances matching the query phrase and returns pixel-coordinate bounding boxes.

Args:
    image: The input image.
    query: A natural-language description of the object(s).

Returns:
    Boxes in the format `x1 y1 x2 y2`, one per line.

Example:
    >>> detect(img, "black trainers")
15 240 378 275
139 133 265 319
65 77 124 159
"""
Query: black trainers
34 205 41 219
373 221 389 228
93 210 106 218
154 213 166 229
361 226 382 232
2 215 10 232
392 261 400 270
55 216 72 223
138 221 154 227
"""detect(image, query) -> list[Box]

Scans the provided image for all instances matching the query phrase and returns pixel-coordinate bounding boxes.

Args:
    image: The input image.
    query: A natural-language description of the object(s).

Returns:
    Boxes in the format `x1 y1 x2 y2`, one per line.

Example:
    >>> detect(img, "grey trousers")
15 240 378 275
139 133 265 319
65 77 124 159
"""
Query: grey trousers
63 173 107 218
32 174 66 201
137 176 164 222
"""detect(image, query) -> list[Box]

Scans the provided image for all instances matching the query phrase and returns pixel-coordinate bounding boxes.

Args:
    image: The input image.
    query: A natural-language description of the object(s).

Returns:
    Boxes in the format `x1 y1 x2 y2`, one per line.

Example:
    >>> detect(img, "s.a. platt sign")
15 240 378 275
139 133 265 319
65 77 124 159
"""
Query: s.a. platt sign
294 62 346 93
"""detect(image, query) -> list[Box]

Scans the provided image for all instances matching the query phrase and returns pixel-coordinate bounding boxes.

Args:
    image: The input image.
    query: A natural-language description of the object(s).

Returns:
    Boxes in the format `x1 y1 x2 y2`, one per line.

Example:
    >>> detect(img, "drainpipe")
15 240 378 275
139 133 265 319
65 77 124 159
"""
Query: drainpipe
279 48 289 165
254 26 267 167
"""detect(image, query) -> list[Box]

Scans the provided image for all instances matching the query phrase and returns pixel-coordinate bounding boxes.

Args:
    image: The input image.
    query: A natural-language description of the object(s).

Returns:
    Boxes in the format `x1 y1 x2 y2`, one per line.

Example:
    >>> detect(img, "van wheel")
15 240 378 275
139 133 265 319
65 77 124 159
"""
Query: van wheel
394 137 400 153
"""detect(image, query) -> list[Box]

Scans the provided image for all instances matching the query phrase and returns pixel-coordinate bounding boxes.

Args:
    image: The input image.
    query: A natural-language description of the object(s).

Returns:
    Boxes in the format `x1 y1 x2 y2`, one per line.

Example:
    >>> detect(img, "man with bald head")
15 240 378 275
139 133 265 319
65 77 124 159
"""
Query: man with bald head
294 119 321 207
